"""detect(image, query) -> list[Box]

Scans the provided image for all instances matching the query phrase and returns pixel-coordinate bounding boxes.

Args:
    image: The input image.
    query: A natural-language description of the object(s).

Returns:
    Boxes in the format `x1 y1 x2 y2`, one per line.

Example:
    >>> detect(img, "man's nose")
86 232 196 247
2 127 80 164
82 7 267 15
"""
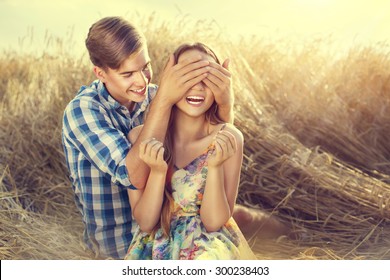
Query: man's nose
134 71 148 85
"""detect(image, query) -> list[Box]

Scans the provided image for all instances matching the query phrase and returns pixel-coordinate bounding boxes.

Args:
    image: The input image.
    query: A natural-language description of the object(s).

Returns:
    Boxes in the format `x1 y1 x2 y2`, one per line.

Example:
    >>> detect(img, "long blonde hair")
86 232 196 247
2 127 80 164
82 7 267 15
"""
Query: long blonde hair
155 42 224 237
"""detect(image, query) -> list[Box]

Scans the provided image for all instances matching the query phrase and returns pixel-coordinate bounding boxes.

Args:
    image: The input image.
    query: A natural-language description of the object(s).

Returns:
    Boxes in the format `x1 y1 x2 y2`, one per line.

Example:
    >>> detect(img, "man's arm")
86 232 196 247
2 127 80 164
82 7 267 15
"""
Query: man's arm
125 54 211 189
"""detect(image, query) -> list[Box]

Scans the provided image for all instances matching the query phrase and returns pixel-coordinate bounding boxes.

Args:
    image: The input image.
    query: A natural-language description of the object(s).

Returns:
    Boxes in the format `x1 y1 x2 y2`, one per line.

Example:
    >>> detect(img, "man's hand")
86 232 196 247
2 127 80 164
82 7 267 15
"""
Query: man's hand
203 59 234 123
157 54 210 107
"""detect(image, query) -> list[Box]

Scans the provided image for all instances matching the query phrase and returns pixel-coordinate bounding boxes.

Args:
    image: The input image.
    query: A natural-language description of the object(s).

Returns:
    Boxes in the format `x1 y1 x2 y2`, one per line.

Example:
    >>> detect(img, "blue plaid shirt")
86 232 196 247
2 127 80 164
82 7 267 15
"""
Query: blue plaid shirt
62 79 157 259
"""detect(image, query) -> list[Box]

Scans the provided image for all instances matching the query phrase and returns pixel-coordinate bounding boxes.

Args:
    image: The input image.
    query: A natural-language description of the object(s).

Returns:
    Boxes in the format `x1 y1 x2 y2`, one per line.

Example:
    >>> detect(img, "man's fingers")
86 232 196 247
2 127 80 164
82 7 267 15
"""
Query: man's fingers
183 72 208 91
207 66 230 85
209 61 231 77
202 65 231 97
177 54 206 68
202 78 219 94
163 54 175 71
222 58 230 70
175 60 210 79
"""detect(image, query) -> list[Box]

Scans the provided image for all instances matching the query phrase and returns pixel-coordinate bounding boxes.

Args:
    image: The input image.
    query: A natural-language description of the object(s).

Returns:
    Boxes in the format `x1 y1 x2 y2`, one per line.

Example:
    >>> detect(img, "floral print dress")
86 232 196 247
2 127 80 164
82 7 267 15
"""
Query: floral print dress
125 144 256 260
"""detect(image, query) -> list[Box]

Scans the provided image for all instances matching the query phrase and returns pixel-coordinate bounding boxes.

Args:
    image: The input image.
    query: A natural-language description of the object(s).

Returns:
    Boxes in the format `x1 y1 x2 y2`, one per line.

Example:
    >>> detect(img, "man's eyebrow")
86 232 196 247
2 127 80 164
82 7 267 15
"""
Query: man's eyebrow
119 61 151 75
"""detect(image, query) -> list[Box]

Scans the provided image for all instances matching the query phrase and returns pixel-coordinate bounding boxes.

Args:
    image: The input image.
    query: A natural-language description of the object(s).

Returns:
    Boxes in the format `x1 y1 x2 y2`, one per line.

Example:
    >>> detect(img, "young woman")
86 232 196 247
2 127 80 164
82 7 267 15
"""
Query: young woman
125 43 256 260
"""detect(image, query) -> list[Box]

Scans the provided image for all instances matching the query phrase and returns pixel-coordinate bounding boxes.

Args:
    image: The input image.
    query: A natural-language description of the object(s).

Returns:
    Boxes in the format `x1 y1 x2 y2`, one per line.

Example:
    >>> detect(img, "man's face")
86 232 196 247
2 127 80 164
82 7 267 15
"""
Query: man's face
96 47 152 109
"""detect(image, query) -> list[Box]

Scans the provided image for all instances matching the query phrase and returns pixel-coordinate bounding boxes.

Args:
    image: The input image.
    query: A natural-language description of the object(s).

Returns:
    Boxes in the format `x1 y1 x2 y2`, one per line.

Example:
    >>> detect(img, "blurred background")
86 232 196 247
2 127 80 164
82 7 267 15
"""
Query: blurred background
1 0 390 55
1 0 390 260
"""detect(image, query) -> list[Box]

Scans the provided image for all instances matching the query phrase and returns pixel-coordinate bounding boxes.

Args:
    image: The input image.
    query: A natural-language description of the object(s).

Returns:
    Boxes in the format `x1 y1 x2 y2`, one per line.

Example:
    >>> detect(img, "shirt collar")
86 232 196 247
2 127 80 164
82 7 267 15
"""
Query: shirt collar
96 80 122 110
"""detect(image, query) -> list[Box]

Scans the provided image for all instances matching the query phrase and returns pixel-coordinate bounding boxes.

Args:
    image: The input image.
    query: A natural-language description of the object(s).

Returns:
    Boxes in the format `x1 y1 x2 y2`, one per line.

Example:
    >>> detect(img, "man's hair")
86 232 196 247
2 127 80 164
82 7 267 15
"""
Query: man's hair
86 16 146 70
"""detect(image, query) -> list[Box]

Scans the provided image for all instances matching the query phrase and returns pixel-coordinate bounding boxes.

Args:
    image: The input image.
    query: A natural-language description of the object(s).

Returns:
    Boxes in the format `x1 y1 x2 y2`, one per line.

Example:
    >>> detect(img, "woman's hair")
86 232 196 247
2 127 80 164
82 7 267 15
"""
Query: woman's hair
156 42 224 237
85 16 146 70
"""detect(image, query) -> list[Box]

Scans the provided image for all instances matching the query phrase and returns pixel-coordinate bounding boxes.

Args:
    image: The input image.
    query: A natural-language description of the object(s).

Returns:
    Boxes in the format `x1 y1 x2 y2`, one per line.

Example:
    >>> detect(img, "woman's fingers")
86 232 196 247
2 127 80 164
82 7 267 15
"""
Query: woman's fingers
157 147 165 161
210 130 237 165
216 131 237 154
148 140 163 159
139 138 164 160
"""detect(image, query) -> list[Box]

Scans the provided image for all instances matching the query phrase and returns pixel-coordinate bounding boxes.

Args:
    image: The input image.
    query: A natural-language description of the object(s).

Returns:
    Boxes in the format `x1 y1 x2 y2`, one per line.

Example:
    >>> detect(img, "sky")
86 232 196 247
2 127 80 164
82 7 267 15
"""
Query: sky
1 0 390 55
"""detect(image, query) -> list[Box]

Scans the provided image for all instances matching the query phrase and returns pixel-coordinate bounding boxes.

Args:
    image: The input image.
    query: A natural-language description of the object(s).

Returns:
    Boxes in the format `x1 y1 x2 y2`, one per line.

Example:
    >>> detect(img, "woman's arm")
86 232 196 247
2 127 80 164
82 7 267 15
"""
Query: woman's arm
127 127 168 232
200 125 244 231
128 166 166 233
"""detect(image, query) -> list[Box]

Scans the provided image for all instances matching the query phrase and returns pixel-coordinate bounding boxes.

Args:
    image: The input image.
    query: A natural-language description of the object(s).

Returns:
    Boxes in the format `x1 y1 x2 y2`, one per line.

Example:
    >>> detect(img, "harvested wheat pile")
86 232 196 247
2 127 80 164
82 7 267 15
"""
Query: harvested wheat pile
1 16 389 260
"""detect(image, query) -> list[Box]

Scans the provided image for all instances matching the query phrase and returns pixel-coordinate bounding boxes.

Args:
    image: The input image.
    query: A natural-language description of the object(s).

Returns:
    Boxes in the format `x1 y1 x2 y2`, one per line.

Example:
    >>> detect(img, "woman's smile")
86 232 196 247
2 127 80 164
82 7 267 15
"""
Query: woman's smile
186 95 205 106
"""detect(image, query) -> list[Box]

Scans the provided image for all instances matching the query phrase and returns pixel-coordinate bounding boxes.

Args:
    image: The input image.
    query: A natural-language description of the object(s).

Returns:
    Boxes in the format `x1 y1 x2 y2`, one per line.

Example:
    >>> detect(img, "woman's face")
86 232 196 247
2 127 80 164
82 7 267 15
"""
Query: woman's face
175 49 216 118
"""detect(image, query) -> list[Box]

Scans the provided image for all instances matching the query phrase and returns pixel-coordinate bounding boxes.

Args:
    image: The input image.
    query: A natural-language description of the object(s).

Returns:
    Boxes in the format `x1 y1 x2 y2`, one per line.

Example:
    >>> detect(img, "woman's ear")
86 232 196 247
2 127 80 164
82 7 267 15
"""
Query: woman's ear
93 66 107 82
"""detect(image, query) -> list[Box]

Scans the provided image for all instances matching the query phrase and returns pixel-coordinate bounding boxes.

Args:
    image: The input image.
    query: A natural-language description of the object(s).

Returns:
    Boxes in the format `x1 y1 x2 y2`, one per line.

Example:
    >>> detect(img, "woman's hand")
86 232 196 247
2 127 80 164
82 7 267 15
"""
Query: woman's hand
139 138 168 173
208 130 237 168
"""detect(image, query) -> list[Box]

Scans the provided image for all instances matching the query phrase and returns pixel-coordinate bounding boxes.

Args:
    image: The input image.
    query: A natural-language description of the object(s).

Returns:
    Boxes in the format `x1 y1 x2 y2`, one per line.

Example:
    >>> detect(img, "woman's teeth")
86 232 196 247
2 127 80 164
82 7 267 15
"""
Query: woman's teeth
186 96 205 104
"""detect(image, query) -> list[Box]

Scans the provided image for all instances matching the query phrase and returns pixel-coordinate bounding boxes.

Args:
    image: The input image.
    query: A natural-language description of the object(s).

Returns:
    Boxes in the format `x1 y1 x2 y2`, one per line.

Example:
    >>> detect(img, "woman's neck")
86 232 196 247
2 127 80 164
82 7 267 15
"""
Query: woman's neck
172 110 209 143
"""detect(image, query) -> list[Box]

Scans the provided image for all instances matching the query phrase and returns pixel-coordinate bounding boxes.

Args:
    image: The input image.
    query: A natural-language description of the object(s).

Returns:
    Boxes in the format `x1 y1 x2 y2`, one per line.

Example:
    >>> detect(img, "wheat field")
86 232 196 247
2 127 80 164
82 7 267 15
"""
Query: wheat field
1 16 390 260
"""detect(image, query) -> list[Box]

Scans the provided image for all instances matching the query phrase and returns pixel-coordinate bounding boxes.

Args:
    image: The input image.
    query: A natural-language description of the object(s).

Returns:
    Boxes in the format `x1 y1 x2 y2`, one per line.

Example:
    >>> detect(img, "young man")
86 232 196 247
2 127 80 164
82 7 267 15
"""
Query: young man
62 16 236 259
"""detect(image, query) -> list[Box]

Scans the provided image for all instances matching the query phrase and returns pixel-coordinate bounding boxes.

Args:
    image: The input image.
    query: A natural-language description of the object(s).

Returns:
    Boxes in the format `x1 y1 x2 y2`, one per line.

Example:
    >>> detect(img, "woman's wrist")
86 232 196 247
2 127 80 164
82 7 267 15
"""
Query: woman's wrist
207 164 223 172
150 166 168 176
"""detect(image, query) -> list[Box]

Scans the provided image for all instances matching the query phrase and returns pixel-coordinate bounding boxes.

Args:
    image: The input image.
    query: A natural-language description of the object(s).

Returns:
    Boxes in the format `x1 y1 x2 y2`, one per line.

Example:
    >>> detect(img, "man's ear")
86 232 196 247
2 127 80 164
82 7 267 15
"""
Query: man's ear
93 66 106 82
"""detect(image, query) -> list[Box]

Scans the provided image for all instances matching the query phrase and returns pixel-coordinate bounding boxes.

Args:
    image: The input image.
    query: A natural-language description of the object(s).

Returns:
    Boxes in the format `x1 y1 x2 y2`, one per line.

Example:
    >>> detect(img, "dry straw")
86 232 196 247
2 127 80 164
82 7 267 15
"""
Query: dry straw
0 15 389 259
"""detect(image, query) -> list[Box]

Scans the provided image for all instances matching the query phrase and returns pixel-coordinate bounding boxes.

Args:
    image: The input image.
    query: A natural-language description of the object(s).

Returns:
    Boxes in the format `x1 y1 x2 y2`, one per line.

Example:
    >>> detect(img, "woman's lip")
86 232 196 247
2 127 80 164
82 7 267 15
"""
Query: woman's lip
186 96 205 106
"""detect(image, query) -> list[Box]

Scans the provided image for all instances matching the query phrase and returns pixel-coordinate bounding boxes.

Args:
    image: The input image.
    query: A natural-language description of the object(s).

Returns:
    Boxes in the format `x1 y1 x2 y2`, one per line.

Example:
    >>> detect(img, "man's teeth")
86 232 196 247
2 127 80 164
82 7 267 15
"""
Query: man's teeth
186 96 205 104
133 88 145 93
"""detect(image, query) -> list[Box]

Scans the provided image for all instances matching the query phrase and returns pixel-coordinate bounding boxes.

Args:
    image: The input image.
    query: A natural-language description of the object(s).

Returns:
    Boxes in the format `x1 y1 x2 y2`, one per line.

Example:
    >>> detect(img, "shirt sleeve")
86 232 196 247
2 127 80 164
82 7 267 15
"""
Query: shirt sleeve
63 97 135 189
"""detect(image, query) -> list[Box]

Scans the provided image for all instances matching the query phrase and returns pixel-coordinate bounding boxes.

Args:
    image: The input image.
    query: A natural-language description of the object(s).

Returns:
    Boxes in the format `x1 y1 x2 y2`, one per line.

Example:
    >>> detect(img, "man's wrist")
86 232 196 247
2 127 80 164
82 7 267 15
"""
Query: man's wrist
217 104 234 123
152 91 174 111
